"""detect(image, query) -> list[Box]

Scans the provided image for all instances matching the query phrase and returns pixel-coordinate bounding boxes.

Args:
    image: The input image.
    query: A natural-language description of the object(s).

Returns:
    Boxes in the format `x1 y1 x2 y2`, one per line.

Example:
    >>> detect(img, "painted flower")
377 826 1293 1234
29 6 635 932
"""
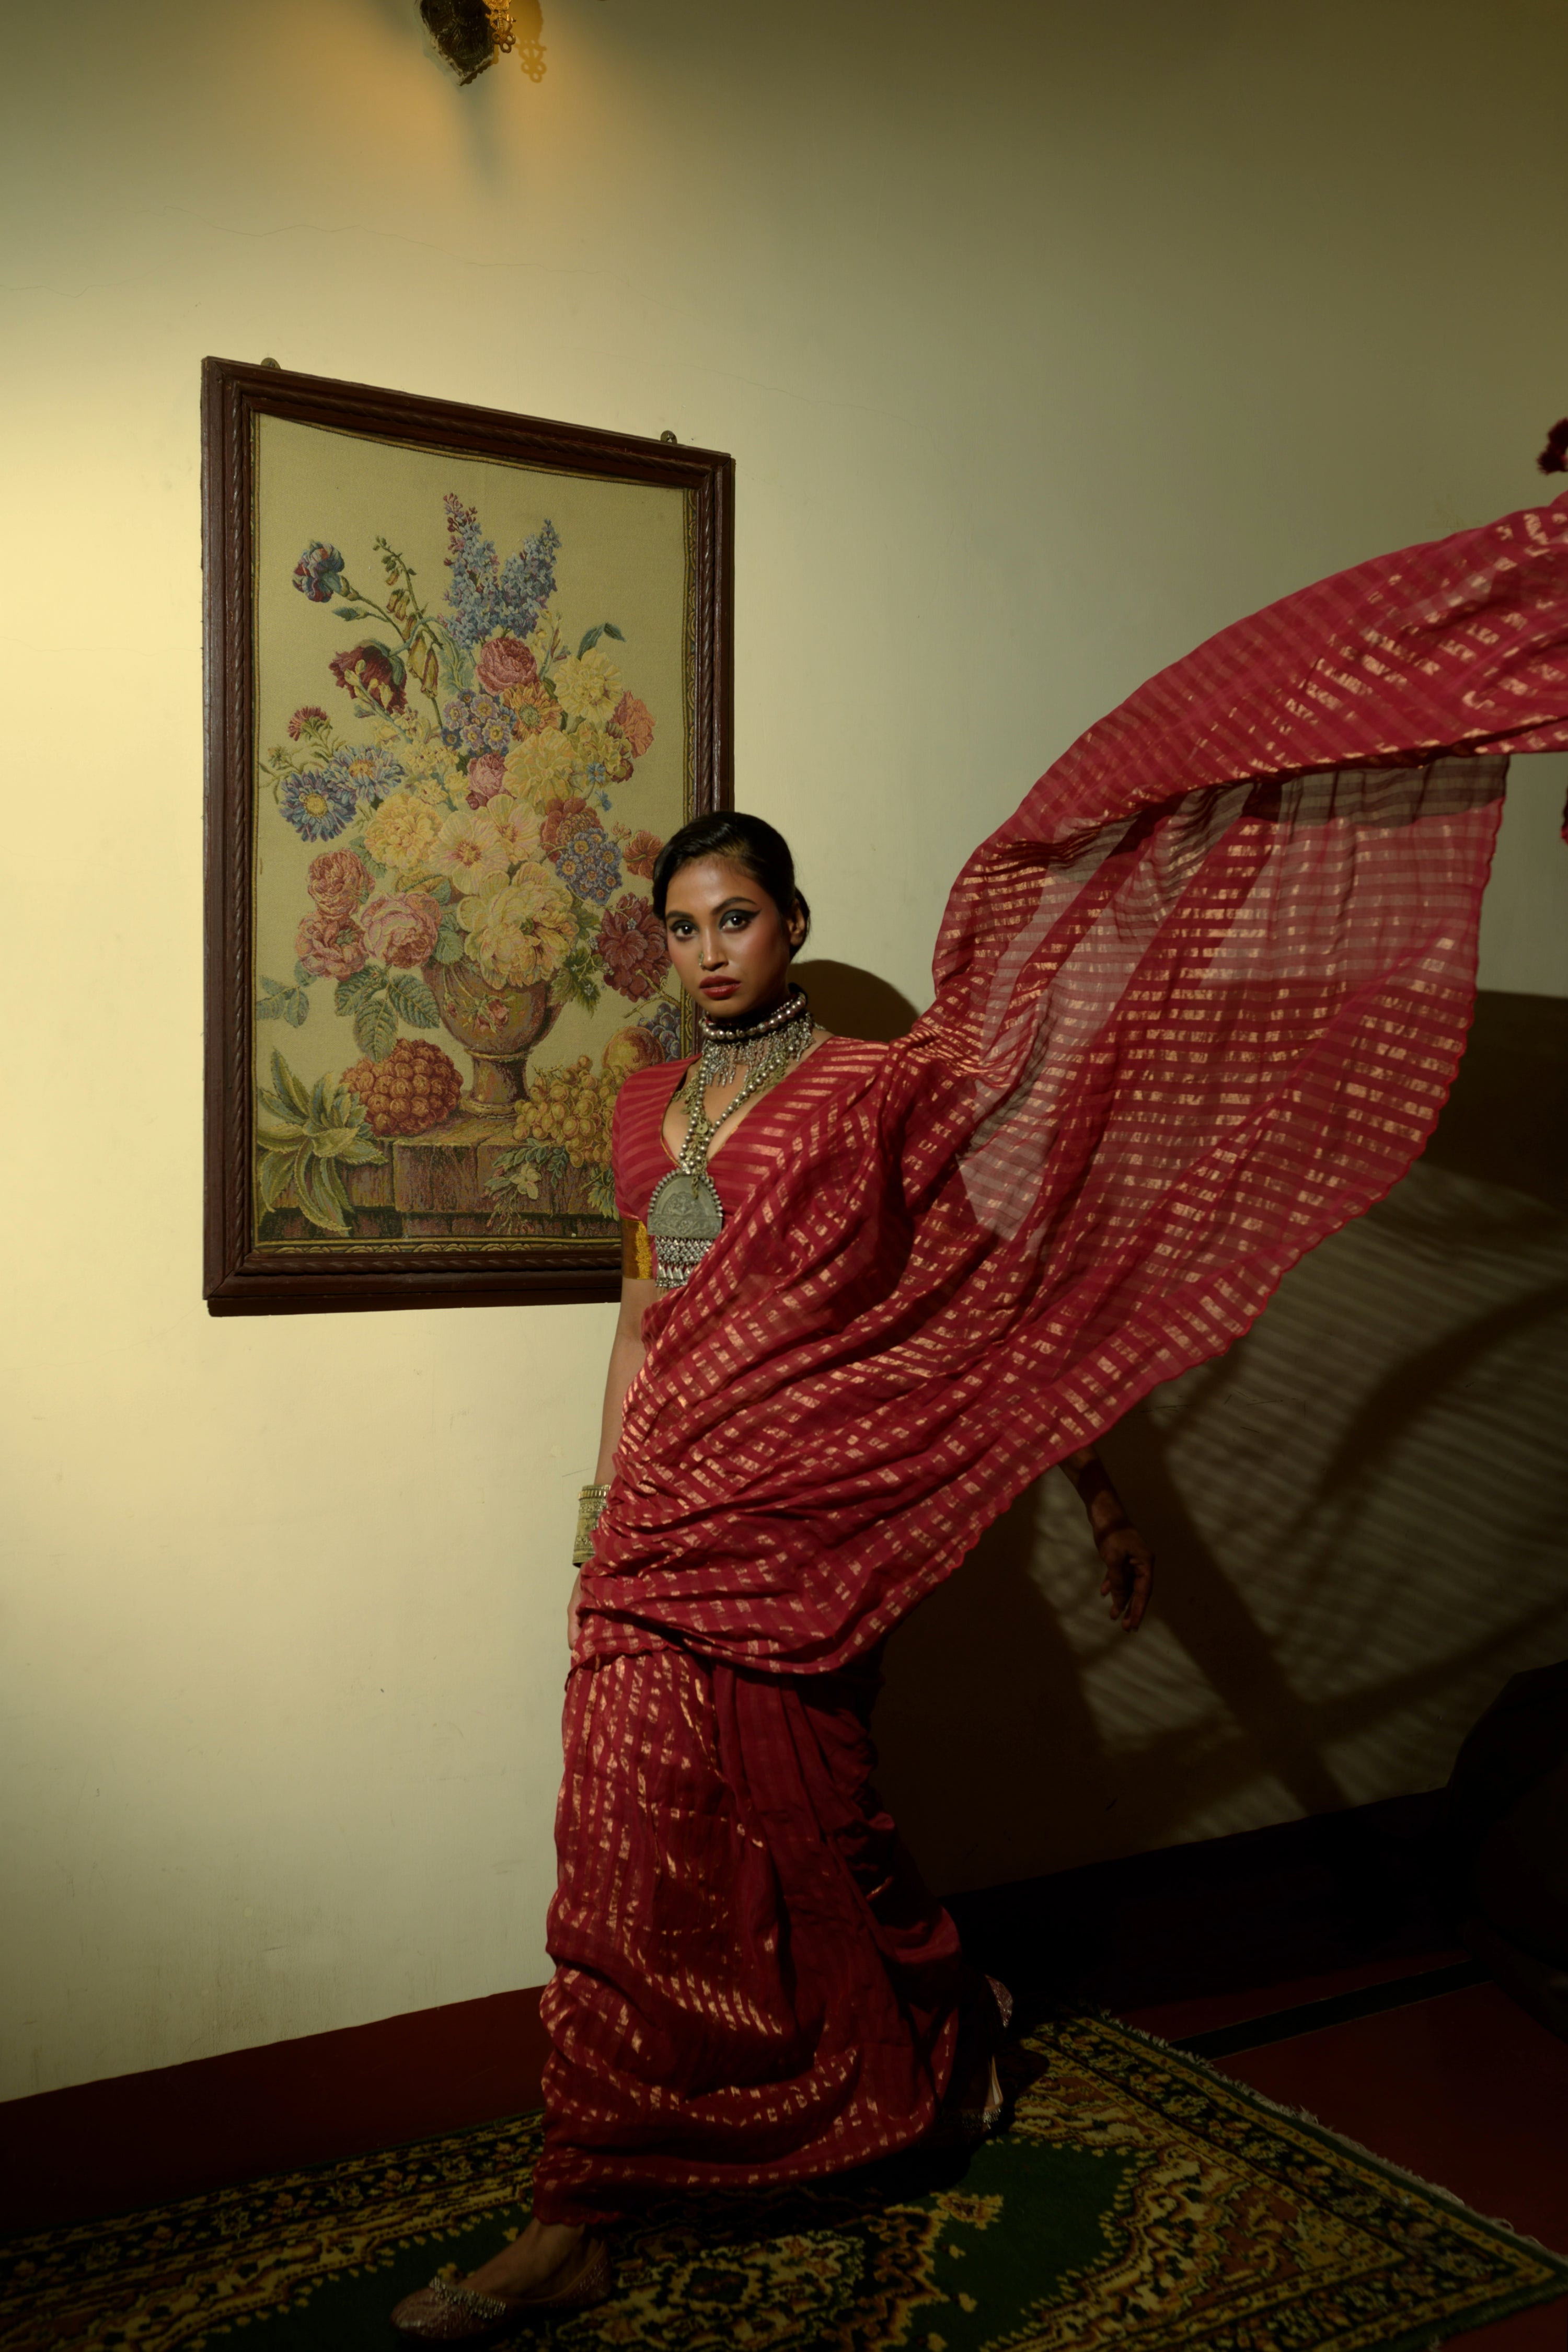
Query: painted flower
307 848 374 921
295 909 366 980
429 805 512 894
595 892 670 1002
325 741 405 805
293 541 345 603
442 497 560 653
502 721 579 808
363 791 442 877
288 705 332 742
503 681 559 730
555 829 622 905
569 723 630 794
471 994 516 1036
639 1000 683 1060
359 889 443 970
621 828 663 881
540 794 594 856
551 646 622 724
487 794 544 869
457 865 577 990
539 794 623 905
475 633 539 693
610 691 655 759
465 750 509 808
441 688 514 759
330 640 408 717
281 766 356 841
401 730 466 809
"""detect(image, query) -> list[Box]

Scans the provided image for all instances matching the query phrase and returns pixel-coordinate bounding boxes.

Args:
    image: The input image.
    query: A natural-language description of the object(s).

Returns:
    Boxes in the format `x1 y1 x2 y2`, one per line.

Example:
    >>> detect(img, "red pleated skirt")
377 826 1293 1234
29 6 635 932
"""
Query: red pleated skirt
532 1646 965 2225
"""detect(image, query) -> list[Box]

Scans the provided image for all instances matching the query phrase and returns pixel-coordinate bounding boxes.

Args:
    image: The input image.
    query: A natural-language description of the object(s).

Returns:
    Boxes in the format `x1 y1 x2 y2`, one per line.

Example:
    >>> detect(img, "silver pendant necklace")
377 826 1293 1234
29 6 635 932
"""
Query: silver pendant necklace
645 985 813 1289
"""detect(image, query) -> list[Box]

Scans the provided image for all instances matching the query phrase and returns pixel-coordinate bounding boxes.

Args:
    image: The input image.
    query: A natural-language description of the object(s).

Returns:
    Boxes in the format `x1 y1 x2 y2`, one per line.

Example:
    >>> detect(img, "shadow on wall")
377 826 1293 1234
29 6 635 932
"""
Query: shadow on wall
870 992 1568 1896
792 959 920 1043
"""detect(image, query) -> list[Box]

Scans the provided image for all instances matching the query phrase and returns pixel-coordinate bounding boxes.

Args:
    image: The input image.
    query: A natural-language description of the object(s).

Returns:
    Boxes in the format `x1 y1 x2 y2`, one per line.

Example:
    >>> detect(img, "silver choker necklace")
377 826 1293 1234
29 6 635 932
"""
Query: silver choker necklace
697 985 814 1086
645 986 814 1289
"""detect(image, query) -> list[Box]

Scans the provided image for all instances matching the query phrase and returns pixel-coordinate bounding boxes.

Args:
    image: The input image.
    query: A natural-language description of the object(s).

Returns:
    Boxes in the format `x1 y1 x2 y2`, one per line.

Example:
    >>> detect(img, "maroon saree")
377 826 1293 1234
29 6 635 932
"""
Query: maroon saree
534 493 1568 2223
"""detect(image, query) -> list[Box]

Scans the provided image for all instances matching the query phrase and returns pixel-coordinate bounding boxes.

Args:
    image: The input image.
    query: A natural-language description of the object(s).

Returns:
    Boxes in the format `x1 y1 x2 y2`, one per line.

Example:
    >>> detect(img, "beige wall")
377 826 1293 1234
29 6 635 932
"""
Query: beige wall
3 0 1566 2100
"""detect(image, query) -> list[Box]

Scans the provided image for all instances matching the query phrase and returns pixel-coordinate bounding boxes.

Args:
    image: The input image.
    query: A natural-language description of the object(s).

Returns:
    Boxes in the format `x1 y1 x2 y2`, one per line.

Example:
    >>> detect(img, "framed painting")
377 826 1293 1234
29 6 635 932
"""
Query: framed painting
203 358 732 1313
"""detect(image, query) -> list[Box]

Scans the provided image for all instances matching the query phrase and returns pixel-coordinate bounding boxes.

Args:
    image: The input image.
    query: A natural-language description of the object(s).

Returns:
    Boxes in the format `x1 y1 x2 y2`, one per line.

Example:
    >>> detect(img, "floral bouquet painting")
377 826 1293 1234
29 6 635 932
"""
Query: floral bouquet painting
253 492 685 1244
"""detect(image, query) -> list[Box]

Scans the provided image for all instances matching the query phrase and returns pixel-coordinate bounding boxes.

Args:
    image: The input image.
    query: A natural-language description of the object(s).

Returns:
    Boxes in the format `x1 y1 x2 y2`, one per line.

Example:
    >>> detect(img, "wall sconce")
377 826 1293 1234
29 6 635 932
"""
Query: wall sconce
421 0 546 84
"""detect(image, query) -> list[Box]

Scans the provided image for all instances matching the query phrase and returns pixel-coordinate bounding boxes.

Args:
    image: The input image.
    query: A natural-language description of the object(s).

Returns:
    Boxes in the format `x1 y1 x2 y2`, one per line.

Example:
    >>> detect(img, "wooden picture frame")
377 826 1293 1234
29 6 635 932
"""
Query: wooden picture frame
203 358 733 1314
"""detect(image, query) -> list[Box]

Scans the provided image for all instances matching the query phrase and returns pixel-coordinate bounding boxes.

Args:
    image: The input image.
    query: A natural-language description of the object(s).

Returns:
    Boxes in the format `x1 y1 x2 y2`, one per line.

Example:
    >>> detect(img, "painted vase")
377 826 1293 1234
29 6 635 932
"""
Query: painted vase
427 956 561 1117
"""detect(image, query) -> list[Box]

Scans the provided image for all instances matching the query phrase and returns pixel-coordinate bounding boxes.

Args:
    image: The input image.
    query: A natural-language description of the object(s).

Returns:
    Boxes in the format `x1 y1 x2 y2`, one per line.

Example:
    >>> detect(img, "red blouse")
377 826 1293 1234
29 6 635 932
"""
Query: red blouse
610 1036 884 1233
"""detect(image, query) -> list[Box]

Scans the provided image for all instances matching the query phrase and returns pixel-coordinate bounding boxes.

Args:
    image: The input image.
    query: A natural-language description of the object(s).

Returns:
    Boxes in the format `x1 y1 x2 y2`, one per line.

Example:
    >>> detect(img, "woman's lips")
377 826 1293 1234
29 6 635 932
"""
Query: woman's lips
699 979 739 997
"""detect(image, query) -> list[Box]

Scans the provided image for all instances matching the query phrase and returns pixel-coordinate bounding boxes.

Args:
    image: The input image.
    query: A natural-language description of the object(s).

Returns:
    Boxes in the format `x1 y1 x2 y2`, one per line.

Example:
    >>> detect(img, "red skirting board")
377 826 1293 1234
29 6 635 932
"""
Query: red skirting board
0 1984 550 2233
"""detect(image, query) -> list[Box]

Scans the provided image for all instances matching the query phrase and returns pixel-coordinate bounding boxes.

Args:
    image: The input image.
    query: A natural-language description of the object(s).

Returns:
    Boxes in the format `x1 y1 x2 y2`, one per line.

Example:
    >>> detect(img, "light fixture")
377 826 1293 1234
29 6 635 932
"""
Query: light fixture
420 0 546 84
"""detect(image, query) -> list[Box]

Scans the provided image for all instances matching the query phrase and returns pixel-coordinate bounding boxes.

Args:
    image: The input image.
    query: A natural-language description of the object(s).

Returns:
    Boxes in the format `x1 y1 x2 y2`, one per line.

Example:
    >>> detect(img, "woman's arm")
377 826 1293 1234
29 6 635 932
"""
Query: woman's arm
1058 1444 1155 1632
569 1275 658 1645
593 1276 657 1483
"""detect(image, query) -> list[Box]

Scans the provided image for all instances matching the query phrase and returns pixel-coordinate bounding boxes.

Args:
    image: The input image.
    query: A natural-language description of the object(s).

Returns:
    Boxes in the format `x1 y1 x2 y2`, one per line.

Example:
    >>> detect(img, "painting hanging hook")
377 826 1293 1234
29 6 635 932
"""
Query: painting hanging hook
420 0 546 85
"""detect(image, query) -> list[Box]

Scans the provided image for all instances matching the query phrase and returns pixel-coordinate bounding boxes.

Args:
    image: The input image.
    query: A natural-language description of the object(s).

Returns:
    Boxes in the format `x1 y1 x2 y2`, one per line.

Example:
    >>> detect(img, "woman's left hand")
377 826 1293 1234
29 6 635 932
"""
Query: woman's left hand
1096 1523 1154 1632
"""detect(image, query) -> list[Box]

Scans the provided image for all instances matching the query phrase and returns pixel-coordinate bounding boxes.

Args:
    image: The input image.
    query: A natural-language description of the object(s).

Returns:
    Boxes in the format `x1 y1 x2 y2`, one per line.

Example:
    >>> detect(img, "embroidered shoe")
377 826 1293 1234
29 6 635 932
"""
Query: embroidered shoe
390 2238 612 2339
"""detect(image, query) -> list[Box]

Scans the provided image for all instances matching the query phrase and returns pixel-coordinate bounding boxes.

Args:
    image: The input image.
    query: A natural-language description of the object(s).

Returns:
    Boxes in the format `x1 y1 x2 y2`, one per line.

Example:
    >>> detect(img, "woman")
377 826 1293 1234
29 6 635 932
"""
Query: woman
394 816 1156 2336
395 481 1568 2334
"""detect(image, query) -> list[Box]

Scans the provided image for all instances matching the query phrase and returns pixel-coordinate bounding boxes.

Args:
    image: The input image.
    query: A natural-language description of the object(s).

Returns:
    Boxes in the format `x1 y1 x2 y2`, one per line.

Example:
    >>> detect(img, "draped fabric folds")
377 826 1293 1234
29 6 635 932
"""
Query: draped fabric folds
579 494 1568 1676
536 495 1568 2224
535 1649 963 2223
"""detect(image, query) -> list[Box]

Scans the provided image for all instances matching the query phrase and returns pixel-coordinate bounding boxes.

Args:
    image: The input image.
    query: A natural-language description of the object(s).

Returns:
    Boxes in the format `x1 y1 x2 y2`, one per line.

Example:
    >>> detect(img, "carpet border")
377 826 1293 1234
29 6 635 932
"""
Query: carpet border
5 2011 1565 2352
1101 2007 1568 2275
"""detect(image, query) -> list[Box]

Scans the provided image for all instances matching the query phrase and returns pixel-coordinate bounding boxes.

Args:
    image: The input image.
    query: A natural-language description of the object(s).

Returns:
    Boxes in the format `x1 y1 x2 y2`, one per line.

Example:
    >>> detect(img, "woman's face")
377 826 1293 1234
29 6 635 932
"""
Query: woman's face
662 855 805 1017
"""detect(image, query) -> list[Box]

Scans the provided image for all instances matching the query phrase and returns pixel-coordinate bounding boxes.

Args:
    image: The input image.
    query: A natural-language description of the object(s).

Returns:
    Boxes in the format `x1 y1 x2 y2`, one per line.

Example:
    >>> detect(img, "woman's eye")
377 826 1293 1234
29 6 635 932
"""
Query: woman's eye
720 911 752 931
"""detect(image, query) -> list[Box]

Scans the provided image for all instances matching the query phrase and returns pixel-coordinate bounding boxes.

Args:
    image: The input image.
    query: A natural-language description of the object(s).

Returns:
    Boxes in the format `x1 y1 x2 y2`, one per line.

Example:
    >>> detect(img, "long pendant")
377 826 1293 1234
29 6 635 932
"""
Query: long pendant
645 991 812 1290
645 1166 725 1289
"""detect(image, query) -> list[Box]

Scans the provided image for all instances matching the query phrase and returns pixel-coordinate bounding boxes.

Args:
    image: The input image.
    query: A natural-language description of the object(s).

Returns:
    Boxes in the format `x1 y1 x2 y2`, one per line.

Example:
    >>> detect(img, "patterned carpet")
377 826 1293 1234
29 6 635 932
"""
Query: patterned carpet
4 2012 1566 2351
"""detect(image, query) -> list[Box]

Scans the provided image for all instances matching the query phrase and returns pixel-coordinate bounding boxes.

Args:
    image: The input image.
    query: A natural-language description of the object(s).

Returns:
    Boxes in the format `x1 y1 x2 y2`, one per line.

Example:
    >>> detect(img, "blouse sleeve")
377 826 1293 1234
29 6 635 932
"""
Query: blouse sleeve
611 1077 655 1281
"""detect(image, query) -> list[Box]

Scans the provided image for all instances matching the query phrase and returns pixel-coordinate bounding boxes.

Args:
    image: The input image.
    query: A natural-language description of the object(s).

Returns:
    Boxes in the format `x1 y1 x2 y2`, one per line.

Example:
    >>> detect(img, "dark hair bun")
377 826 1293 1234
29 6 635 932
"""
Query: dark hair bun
651 813 810 953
